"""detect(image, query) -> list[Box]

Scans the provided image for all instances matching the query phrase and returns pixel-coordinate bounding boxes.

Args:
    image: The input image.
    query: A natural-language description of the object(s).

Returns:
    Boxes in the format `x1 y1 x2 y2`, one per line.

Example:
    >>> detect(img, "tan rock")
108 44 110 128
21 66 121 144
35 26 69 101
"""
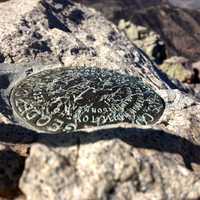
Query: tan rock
160 56 194 83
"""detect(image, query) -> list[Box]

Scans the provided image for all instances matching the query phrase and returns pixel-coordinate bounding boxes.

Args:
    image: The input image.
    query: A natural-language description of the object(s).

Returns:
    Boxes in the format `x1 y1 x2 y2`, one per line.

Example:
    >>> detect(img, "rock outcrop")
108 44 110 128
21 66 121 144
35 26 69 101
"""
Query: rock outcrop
77 0 200 62
0 0 200 200
118 19 166 64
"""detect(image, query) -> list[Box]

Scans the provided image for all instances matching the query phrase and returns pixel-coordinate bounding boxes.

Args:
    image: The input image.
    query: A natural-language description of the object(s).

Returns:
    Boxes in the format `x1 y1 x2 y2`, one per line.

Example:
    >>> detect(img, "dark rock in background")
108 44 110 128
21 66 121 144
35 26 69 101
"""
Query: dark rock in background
77 0 200 63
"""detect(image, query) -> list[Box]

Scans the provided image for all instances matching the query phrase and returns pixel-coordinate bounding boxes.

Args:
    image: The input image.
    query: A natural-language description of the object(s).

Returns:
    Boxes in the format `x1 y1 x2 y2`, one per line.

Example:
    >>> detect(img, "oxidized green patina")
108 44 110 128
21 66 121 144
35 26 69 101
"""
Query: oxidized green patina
10 68 165 133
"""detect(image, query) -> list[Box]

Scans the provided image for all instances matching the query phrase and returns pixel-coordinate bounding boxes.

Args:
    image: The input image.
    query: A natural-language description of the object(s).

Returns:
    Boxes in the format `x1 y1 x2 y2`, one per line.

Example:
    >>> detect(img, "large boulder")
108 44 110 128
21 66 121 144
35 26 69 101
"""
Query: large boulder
0 0 200 200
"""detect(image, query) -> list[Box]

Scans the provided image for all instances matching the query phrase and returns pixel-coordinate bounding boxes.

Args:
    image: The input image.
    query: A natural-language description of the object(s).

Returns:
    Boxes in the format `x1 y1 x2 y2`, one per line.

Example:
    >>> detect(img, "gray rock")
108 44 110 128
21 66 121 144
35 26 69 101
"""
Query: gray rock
20 128 200 200
0 0 171 91
0 0 200 200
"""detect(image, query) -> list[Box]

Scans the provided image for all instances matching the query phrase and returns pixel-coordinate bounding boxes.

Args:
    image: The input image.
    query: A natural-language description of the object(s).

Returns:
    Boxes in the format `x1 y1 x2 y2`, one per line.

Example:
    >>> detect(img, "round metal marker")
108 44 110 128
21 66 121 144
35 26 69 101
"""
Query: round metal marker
10 68 165 133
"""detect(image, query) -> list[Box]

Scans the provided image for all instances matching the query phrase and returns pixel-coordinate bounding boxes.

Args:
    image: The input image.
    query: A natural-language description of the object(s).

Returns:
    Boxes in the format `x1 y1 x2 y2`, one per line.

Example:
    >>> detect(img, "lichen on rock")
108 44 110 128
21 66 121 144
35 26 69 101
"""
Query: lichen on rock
118 19 167 64
160 56 194 83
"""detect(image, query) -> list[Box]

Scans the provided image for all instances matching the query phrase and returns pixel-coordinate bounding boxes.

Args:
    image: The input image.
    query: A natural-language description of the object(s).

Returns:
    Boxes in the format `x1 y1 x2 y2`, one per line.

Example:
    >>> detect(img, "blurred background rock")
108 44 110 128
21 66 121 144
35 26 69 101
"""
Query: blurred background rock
75 0 200 61
75 0 200 95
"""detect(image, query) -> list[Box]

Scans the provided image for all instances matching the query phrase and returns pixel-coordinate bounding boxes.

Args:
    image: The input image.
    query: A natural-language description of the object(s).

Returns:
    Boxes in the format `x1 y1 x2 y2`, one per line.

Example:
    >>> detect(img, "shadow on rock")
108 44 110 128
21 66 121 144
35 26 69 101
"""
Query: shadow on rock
41 0 73 32
0 149 25 199
0 124 200 170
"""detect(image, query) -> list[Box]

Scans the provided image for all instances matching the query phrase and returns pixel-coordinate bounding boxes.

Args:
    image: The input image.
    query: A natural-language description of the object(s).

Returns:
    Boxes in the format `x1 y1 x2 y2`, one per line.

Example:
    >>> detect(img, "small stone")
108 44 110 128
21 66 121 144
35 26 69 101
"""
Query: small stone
160 56 193 83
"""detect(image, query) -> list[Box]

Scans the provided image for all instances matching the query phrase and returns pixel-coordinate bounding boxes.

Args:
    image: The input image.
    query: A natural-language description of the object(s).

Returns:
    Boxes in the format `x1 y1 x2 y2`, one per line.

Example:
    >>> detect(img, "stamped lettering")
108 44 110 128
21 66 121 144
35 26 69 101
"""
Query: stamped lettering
10 68 165 133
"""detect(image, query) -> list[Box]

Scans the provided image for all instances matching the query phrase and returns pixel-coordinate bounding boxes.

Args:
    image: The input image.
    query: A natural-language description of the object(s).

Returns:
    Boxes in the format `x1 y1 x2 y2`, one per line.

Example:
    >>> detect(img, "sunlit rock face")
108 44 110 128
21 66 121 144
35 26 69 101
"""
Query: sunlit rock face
10 68 165 133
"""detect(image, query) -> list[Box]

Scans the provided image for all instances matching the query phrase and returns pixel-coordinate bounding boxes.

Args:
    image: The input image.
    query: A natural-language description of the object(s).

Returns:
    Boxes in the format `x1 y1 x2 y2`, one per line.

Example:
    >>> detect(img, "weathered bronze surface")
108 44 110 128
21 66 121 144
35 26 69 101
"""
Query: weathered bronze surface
10 68 165 133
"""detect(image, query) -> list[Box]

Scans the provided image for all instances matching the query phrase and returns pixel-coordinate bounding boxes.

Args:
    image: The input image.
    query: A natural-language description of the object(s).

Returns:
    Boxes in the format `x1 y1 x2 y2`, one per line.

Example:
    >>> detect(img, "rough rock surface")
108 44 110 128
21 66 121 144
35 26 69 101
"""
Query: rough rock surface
76 0 200 62
192 84 200 99
0 0 200 200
